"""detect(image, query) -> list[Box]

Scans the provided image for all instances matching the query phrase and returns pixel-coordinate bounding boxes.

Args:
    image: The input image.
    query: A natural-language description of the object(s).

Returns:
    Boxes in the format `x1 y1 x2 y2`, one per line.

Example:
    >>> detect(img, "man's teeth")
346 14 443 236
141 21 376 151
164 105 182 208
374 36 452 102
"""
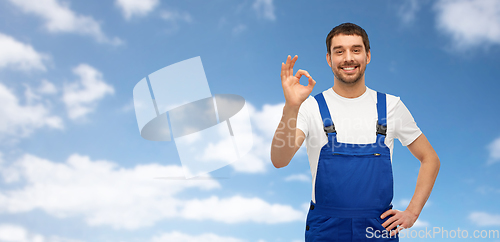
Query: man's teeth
343 67 356 71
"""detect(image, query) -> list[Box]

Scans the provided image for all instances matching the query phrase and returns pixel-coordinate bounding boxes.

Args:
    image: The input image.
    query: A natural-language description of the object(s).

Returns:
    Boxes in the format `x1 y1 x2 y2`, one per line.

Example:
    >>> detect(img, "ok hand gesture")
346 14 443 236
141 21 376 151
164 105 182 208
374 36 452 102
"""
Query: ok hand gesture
281 55 316 108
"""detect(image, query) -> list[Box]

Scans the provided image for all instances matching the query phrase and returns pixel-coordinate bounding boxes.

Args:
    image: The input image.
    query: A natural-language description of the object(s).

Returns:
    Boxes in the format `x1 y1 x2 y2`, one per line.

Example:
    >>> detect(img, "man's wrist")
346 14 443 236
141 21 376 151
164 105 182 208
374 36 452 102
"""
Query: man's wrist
404 207 420 220
283 102 301 113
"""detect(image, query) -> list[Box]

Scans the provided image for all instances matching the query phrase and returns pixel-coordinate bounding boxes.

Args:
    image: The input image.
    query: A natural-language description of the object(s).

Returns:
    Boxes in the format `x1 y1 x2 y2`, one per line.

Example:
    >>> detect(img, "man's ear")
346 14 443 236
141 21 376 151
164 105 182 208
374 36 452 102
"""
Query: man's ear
366 50 371 64
326 53 332 67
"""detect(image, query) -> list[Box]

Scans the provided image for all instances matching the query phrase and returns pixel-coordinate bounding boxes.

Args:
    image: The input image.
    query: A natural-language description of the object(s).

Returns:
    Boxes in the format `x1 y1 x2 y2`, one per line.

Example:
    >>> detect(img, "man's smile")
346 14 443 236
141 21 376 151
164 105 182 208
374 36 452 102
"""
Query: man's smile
340 65 358 74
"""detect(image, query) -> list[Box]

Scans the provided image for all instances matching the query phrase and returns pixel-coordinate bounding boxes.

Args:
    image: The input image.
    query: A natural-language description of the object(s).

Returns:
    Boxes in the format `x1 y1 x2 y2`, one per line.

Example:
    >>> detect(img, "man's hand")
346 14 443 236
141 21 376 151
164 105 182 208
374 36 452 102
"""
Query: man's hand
380 209 418 236
271 55 314 168
281 55 316 108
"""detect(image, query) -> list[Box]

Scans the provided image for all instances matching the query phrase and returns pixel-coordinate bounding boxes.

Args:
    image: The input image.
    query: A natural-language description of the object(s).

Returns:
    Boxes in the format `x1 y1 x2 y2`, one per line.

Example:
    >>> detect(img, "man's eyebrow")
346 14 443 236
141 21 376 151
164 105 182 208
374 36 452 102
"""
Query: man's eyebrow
332 44 364 50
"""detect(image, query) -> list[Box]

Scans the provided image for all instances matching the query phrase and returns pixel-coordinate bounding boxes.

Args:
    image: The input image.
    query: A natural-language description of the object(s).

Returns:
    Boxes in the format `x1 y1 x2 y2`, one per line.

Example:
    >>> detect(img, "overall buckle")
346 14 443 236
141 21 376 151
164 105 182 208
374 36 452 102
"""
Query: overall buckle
324 124 336 135
376 123 387 136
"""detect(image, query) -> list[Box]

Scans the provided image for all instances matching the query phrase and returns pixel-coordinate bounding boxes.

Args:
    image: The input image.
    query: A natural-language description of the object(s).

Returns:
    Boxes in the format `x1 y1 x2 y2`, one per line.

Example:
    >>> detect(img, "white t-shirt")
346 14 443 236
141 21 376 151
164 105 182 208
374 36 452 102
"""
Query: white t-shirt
296 87 422 203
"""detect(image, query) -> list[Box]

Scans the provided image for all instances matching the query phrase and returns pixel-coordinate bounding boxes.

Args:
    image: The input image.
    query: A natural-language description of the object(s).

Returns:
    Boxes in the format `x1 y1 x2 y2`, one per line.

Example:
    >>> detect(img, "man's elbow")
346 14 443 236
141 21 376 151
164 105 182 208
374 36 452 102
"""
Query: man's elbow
429 152 440 167
423 154 440 174
434 156 440 172
270 154 289 169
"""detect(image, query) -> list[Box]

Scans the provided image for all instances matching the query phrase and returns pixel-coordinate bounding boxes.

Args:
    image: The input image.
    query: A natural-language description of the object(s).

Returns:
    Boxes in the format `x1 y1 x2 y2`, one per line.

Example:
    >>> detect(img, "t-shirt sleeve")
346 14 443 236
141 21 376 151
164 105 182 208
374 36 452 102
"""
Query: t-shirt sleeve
393 99 422 146
296 98 311 137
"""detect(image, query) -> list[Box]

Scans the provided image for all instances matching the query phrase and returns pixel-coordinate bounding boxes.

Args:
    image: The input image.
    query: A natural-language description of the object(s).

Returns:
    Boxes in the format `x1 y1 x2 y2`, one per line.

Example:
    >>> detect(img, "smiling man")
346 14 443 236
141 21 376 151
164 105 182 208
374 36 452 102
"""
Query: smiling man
270 23 440 241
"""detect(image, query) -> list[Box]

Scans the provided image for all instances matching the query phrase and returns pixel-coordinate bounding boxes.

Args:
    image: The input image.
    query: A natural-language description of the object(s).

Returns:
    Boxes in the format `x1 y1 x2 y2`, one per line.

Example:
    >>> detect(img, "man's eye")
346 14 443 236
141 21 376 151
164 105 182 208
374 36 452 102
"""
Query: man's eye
336 50 343 54
353 49 360 53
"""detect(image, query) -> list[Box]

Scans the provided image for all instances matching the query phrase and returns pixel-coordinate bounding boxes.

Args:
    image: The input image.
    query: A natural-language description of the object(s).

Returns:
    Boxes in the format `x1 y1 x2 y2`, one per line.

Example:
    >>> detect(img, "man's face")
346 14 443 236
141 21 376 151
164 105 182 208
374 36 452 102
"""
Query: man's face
327 34 371 85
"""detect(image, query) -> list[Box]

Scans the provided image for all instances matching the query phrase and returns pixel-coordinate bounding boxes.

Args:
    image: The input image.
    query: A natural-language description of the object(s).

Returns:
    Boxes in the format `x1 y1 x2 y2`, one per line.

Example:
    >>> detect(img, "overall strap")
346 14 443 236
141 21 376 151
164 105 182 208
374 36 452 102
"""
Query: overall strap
314 93 336 134
376 92 387 136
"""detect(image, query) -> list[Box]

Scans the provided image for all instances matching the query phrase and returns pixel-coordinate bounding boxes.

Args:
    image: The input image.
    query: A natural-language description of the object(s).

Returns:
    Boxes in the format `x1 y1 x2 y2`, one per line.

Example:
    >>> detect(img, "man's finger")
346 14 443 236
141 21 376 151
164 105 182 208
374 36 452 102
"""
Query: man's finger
294 69 303 79
284 55 291 77
390 226 405 237
283 57 288 77
295 69 311 79
382 215 397 228
290 55 298 71
304 77 316 93
307 77 316 88
281 62 286 81
307 76 316 88
385 219 400 231
381 209 396 219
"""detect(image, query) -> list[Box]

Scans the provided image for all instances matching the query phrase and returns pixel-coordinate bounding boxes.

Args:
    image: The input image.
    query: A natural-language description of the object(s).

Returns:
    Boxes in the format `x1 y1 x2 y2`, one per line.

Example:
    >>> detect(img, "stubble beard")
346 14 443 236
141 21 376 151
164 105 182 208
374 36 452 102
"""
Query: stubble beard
332 65 365 85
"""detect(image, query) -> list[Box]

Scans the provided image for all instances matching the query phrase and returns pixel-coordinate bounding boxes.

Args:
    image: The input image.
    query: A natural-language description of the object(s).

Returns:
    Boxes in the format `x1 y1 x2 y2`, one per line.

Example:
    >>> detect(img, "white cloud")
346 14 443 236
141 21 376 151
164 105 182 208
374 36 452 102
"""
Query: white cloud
230 147 266 173
38 79 57 95
157 9 193 34
252 0 276 21
434 0 500 49
0 224 30 242
151 231 244 242
180 195 304 224
0 82 63 140
23 80 57 105
0 223 82 242
0 153 220 229
161 101 304 175
120 99 135 113
476 185 500 194
396 198 411 208
62 64 114 120
469 212 500 226
0 33 48 71
301 202 310 212
395 198 432 210
487 136 500 164
412 219 430 228
228 103 285 173
7 0 122 45
284 174 310 182
251 103 284 137
397 0 421 24
225 102 306 174
0 153 304 229
160 9 192 23
115 0 159 20
232 24 247 35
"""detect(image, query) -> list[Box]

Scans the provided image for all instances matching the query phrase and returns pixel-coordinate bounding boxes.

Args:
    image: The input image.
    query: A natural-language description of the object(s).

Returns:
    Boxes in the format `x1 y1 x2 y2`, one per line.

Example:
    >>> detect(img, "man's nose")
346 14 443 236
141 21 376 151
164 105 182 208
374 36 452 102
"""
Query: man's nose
344 50 354 62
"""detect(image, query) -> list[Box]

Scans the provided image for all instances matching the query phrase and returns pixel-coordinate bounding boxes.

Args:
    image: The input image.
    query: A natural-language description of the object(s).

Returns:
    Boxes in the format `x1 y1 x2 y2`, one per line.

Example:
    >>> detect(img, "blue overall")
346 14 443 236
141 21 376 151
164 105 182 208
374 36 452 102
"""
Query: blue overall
305 92 398 241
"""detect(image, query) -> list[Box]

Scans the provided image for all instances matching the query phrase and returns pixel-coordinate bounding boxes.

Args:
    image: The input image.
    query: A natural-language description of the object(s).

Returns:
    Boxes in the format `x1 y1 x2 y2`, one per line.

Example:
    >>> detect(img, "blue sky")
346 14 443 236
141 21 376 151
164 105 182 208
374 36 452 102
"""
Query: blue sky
0 0 500 241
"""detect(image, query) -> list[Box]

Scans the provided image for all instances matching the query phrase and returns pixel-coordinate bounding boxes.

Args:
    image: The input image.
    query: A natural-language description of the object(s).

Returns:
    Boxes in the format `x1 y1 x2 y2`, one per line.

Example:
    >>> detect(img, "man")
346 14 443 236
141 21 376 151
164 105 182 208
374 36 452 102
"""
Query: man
270 23 440 241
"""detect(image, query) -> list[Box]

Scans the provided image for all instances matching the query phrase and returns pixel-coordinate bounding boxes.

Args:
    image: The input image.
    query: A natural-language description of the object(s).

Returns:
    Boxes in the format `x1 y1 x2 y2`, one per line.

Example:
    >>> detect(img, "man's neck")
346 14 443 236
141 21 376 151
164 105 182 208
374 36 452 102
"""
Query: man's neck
332 79 366 98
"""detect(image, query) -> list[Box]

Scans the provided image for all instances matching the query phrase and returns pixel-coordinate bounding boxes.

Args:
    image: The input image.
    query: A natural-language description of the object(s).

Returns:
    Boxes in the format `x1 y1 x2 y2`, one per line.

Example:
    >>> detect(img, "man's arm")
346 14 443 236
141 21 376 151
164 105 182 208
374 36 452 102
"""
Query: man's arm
271 106 306 168
270 55 315 168
381 133 440 235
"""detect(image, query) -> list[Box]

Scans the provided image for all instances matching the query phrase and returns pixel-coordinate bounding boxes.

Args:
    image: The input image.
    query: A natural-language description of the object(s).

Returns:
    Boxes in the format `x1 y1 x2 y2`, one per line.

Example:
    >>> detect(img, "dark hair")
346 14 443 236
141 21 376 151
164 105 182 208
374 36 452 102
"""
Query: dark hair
326 23 370 54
